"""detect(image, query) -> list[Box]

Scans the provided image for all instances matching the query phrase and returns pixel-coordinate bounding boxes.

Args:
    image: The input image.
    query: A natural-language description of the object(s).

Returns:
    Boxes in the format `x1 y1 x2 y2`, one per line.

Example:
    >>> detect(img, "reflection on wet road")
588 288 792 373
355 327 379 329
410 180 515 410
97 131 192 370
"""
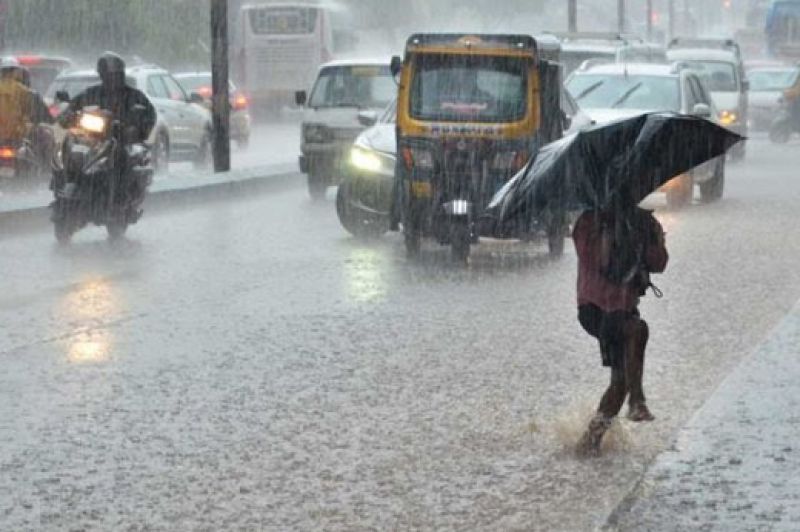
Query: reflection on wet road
1 138 800 530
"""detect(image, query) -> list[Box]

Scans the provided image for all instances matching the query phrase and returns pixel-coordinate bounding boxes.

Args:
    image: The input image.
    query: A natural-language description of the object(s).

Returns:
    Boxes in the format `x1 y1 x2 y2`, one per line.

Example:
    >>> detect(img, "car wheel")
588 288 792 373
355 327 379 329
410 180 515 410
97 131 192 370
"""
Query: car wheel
193 128 212 170
666 173 693 209
699 158 725 203
729 141 746 162
336 181 389 238
769 120 792 144
153 131 170 175
307 173 327 201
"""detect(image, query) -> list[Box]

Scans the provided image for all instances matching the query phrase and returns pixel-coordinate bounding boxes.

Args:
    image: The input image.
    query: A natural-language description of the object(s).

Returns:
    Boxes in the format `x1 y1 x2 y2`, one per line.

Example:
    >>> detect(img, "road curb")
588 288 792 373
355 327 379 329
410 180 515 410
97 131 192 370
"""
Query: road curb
0 163 299 236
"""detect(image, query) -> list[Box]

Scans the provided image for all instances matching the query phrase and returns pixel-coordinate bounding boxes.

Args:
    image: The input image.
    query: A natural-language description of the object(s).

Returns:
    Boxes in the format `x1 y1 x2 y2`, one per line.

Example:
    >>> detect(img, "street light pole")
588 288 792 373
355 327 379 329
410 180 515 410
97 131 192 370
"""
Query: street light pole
568 0 577 32
646 0 653 41
617 0 625 33
210 0 231 173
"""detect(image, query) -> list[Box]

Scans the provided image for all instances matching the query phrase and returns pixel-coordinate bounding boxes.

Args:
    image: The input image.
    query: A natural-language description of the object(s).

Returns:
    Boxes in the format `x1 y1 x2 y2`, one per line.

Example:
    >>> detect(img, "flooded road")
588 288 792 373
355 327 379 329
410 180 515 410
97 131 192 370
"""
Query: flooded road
1 137 800 530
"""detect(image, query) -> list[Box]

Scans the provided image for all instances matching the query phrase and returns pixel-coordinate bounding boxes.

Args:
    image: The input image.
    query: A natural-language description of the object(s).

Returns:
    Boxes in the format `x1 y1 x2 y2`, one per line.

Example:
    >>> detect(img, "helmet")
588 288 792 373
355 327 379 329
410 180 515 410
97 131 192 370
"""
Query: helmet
97 52 126 87
0 57 31 87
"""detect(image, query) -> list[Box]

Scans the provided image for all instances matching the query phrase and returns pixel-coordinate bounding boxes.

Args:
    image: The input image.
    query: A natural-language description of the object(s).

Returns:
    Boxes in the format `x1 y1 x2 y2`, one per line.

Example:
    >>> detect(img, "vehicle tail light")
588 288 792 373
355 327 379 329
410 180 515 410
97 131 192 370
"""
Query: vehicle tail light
0 147 16 159
232 93 249 111
16 55 42 66
401 147 434 171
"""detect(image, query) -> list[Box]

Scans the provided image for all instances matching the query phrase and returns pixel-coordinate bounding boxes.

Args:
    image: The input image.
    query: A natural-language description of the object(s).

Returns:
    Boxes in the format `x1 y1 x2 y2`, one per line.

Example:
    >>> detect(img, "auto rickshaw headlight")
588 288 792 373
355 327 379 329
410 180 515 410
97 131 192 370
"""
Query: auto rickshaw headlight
492 150 529 172
401 147 434 171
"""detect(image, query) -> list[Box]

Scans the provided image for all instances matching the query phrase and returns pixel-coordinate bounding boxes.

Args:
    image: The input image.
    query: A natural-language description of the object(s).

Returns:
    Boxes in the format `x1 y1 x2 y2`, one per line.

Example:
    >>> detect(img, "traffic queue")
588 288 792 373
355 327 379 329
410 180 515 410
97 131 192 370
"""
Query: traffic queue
293 32 748 263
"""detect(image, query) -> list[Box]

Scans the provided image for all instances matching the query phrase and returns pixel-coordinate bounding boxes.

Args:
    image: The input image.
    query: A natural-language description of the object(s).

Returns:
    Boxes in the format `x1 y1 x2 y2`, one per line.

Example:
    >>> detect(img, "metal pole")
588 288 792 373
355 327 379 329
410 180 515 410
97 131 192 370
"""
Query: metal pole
211 0 231 173
618 0 625 33
0 0 8 53
568 0 577 32
646 0 653 41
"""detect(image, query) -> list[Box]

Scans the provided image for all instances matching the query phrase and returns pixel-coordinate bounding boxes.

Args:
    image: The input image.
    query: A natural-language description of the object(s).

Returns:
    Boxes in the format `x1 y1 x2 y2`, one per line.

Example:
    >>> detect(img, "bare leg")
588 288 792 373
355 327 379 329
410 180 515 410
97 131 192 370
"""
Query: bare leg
626 319 654 422
577 367 626 457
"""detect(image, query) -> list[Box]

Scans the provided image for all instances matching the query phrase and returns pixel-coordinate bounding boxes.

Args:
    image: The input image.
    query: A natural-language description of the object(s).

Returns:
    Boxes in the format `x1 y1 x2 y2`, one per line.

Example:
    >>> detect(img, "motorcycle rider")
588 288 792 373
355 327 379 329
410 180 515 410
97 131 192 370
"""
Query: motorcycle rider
0 57 54 169
60 52 156 145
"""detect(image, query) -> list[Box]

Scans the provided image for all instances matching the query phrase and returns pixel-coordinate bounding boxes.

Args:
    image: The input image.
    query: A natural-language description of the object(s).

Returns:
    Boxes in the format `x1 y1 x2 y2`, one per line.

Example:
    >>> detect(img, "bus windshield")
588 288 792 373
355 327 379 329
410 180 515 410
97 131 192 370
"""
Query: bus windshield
409 54 528 123
309 65 394 109
249 6 318 35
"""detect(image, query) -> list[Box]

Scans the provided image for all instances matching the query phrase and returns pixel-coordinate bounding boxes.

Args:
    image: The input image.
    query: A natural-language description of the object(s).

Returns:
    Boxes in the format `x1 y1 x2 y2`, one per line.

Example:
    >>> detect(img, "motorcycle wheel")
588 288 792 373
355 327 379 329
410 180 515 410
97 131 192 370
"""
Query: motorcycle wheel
54 220 74 244
769 121 792 144
107 222 128 241
450 219 471 264
336 182 389 239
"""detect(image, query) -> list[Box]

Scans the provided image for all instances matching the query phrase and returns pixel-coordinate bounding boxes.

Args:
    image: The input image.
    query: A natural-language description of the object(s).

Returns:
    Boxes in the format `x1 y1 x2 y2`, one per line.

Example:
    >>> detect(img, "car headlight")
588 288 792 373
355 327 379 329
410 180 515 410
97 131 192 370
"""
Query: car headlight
304 124 332 143
350 146 383 173
718 110 738 126
79 113 108 135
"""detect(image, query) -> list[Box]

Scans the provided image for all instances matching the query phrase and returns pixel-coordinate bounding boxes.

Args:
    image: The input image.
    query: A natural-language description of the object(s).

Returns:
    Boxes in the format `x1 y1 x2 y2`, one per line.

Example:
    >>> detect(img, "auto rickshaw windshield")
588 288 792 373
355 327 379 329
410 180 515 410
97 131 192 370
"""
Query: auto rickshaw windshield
409 54 529 123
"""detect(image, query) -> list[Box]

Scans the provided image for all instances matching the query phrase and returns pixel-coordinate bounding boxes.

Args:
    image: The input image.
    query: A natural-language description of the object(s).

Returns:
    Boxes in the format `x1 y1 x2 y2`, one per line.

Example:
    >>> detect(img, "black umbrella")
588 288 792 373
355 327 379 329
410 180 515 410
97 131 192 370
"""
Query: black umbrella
486 112 743 226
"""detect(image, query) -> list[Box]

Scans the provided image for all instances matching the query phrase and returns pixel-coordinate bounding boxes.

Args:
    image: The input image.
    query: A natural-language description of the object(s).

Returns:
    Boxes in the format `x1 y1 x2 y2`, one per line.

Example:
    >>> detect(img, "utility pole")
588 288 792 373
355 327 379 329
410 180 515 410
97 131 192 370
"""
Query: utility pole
0 0 7 53
618 0 625 33
568 0 577 32
211 0 231 173
646 0 653 41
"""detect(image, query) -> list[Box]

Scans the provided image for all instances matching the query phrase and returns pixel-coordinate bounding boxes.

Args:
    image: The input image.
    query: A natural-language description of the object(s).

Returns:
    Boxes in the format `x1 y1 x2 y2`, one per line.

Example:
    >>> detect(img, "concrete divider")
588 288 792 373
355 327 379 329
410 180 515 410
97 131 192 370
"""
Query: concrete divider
0 162 300 236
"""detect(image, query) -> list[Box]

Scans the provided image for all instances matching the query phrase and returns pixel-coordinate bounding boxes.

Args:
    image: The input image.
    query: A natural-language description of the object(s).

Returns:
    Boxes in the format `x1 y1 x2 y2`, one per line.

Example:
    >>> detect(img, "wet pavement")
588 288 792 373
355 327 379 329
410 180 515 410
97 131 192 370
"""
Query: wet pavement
1 137 800 530
606 301 800 531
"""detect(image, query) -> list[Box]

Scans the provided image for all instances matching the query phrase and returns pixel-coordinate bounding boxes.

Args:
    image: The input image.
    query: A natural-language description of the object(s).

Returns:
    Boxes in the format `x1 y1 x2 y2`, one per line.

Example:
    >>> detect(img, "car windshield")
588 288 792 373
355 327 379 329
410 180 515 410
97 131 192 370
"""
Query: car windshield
309 65 394 109
567 73 681 111
682 61 739 91
409 54 528 123
748 68 799 91
561 49 617 75
45 76 99 100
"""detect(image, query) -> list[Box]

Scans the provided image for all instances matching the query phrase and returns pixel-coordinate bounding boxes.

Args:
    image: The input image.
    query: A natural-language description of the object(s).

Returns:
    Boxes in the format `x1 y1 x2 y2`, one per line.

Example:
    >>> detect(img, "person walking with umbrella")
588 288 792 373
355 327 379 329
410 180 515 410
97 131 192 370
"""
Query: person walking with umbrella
573 195 668 457
483 111 742 455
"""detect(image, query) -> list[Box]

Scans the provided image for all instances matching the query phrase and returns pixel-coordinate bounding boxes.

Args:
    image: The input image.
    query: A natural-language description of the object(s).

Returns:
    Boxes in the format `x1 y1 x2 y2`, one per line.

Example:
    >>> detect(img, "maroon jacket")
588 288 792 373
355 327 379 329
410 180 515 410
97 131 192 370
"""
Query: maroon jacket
573 210 668 312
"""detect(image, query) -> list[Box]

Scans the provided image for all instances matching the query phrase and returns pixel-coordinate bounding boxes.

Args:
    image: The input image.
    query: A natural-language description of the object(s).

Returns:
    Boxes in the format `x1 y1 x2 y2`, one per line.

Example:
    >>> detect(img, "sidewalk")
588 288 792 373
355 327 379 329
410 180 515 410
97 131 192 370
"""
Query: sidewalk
605 300 800 531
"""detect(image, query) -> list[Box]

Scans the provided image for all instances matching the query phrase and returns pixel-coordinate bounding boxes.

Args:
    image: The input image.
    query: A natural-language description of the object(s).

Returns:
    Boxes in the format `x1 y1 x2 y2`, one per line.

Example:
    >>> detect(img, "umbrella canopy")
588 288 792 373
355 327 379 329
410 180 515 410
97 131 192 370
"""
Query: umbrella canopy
486 112 743 226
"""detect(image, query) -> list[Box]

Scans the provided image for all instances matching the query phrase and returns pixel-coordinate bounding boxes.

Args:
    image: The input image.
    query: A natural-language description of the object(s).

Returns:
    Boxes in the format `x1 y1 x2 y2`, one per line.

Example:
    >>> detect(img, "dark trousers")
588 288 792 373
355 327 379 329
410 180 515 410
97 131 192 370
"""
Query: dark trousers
579 304 650 418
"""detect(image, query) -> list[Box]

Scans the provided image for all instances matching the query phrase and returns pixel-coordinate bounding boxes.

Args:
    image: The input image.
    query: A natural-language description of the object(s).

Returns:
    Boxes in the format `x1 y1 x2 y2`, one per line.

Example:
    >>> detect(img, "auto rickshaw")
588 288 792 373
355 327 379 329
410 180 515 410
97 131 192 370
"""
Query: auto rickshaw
390 33 568 262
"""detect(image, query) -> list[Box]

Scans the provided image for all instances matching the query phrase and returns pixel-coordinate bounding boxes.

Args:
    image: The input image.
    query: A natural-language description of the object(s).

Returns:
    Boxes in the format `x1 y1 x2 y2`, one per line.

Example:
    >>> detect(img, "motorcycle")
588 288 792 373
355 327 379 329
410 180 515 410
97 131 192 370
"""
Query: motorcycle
769 97 800 144
50 104 154 243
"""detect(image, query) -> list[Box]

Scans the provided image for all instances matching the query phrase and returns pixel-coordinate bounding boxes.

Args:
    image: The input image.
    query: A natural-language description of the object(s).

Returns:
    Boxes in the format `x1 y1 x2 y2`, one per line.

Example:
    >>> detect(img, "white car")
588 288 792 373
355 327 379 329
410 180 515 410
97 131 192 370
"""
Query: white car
567 62 726 206
47 65 213 174
295 58 395 200
667 40 748 160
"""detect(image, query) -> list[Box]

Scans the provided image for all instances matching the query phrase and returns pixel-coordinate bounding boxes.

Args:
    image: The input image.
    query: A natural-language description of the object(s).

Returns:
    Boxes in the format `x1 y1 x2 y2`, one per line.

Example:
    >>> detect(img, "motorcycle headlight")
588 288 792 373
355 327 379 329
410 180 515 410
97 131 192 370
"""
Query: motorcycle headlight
304 124 332 143
350 146 383 173
718 110 738 126
79 113 107 134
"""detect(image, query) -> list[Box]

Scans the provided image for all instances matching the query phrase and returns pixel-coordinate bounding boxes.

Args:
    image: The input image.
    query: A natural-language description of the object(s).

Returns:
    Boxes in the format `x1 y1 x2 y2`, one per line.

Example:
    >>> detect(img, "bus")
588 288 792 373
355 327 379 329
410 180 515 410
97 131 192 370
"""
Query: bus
766 0 800 58
235 1 357 115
